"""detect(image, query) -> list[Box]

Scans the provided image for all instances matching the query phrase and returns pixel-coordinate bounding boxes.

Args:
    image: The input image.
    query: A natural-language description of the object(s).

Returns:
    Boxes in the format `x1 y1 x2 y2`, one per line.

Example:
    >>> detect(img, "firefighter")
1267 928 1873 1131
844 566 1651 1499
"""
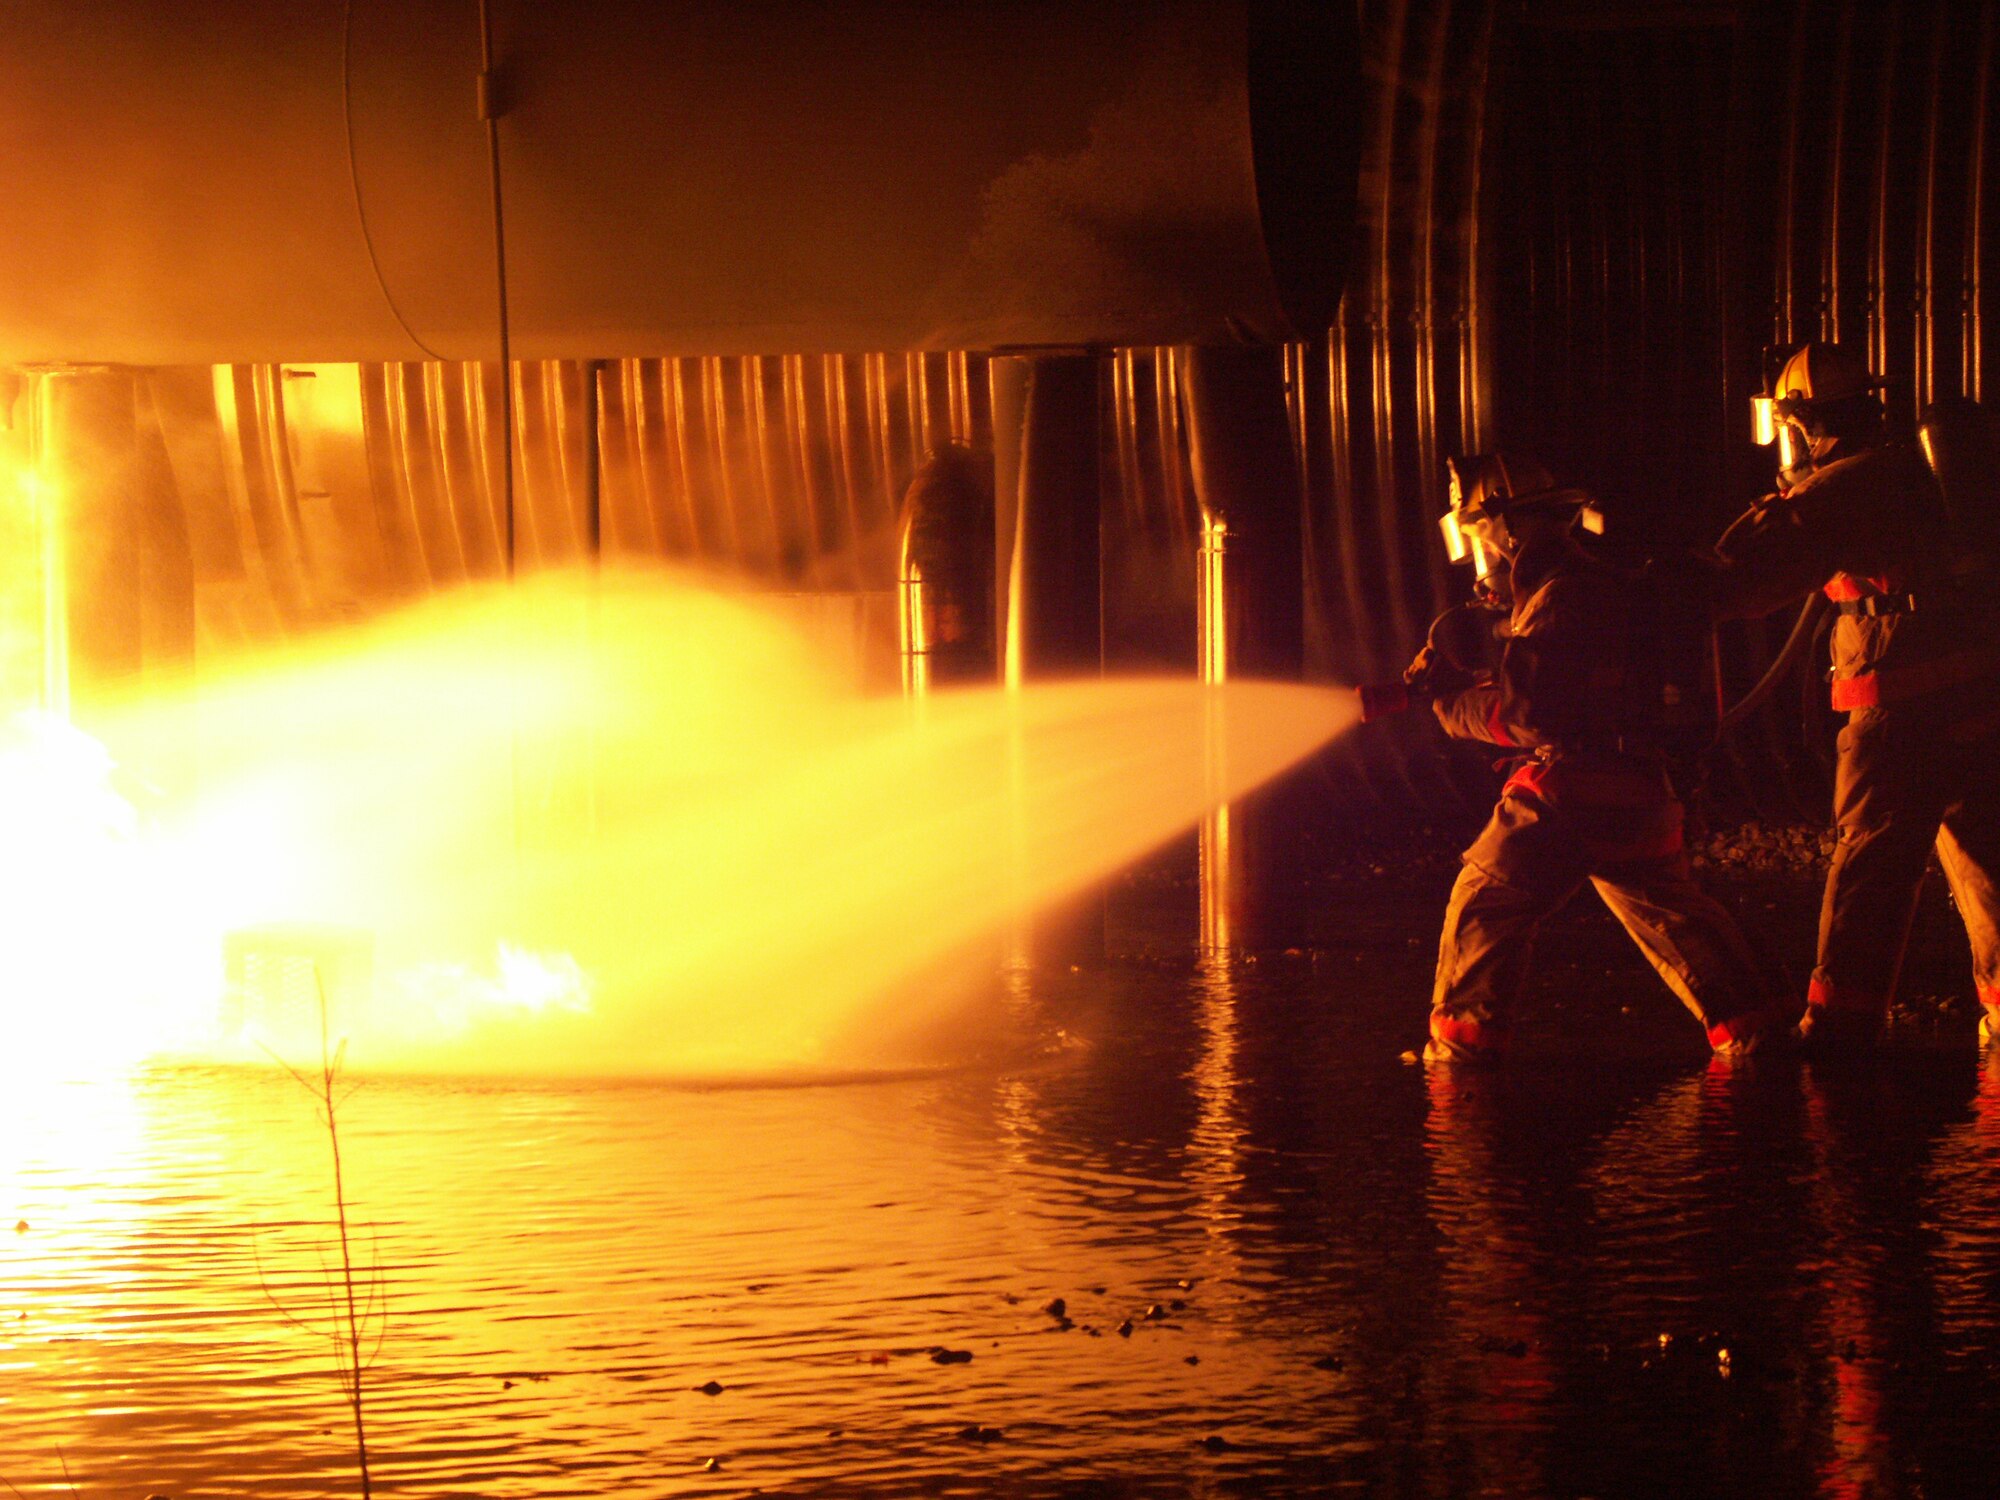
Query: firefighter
1714 341 2000 1052
1422 454 1779 1062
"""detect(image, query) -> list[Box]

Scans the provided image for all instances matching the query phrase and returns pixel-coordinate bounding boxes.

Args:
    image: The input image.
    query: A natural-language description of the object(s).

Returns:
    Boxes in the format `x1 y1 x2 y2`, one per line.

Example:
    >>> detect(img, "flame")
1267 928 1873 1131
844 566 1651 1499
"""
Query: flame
3 566 1354 1081
0 710 197 1074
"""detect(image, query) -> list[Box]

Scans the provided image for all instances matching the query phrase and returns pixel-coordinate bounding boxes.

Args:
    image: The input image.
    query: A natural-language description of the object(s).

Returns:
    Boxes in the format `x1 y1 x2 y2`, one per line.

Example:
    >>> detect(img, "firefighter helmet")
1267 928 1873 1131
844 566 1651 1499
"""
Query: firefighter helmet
1751 341 1887 481
1439 453 1602 580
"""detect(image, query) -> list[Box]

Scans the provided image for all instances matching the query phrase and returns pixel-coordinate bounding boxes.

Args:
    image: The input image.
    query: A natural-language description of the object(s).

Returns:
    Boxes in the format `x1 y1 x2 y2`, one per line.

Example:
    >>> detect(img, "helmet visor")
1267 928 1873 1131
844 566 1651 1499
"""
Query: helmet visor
1439 506 1471 562
1751 394 1778 446
1774 420 1804 475
1440 507 1500 578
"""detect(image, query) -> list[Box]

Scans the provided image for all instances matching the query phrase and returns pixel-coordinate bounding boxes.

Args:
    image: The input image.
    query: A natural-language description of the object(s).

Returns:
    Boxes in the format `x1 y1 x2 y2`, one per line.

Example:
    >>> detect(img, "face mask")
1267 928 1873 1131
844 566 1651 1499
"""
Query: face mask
1755 392 1817 490
1773 419 1836 492
1439 506 1508 580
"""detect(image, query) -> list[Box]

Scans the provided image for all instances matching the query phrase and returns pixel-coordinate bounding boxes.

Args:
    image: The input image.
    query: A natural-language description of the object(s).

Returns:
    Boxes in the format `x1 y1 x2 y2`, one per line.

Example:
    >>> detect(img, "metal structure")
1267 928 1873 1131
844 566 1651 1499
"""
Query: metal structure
12 0 2000 829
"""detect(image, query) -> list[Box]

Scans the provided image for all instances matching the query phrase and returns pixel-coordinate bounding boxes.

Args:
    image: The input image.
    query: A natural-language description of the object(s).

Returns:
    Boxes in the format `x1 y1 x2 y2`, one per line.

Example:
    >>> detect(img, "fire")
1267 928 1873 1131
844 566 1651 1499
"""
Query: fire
1 567 1353 1081
0 709 201 1074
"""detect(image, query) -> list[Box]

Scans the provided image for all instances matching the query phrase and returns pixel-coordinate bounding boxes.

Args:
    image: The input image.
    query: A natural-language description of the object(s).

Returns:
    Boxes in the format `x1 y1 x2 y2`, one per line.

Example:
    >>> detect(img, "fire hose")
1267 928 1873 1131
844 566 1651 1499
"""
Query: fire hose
1356 593 1828 738
1712 594 1826 741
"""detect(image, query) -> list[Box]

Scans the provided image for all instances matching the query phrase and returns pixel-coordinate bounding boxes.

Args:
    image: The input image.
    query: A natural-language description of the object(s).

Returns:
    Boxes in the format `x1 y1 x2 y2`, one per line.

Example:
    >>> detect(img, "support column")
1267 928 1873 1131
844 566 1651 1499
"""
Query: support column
1181 343 1308 951
43 368 143 720
991 353 1105 967
897 441 995 692
992 354 1101 682
0 372 54 716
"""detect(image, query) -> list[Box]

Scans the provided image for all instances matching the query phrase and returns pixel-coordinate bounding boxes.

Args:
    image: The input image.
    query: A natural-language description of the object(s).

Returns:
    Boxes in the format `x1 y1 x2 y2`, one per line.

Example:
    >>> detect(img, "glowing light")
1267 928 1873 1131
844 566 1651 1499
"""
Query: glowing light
8 566 1354 1080
0 710 208 1075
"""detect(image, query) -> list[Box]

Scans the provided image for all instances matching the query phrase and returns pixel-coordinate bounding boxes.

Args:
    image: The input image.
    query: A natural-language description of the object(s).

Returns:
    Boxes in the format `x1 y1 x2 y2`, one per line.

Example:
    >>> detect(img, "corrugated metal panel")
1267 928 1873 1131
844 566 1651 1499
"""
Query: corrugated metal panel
87 0 2000 819
1295 0 1500 814
1483 0 1999 815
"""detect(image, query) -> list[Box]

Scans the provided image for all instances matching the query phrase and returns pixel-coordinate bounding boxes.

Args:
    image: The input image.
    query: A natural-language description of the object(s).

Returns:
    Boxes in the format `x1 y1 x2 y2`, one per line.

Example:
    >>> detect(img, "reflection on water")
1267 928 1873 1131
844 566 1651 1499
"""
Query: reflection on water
8 952 2000 1496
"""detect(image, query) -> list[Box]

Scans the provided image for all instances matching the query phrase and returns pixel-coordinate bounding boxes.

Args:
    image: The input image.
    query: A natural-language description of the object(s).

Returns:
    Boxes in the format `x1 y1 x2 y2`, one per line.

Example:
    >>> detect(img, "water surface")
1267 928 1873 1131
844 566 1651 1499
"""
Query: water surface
5 886 2000 1498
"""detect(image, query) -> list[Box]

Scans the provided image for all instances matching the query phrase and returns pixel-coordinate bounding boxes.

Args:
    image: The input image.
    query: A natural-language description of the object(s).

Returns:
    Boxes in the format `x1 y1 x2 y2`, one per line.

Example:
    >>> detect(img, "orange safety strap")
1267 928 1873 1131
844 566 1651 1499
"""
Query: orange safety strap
1430 1011 1509 1055
1807 976 1884 1015
1823 571 1902 603
1829 648 2000 711
1706 1005 1785 1052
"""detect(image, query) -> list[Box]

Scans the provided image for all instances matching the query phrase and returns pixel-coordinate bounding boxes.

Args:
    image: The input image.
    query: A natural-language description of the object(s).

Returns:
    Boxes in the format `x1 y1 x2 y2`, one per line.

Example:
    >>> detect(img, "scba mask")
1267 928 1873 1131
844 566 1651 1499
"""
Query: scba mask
1752 342 1886 489
1440 454 1603 581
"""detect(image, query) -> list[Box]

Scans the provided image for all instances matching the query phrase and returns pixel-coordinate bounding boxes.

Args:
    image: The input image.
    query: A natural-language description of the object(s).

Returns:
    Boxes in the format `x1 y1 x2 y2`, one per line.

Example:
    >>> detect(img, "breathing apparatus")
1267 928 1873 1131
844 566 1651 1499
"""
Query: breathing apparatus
1436 452 1604 589
1359 453 1603 721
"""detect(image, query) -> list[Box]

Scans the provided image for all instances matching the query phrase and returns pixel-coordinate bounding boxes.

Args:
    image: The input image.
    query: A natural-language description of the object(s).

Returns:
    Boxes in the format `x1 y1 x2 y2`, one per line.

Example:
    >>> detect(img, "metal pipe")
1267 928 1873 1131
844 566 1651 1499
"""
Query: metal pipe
476 0 515 574
1181 343 1305 951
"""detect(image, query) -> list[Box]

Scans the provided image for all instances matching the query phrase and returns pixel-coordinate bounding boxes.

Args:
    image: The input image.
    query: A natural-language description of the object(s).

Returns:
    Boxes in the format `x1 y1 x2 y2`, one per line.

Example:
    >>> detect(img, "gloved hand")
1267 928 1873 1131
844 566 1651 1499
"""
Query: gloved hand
1359 640 1450 722
1426 602 1507 676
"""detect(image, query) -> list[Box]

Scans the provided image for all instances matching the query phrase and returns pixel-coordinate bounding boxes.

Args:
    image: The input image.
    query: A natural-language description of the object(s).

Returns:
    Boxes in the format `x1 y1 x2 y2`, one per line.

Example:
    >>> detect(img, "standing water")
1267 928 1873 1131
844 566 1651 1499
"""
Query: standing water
4 571 2000 1495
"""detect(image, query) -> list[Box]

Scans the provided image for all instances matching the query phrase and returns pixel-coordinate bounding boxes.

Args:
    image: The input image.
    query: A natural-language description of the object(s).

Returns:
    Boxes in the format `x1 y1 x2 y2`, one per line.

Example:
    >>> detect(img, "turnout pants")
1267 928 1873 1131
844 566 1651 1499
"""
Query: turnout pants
1430 758 1775 1056
1806 703 2000 1031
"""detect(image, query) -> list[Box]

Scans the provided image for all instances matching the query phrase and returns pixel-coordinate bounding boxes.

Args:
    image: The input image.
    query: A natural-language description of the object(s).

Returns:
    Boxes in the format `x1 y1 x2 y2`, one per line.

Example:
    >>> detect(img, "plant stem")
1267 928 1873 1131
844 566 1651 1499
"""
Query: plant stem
318 973 373 1499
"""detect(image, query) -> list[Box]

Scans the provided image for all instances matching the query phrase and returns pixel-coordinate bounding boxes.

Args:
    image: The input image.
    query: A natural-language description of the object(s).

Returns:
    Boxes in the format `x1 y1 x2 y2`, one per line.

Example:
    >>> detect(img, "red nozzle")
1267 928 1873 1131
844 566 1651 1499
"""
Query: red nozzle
1358 683 1410 722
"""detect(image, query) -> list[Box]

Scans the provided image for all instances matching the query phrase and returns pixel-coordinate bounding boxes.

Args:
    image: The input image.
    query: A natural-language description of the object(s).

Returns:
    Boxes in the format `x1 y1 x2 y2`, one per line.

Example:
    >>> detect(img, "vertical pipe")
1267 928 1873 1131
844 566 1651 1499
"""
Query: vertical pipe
991 354 1101 685
908 351 931 467
867 351 898 532
1326 302 1375 676
784 354 829 572
990 352 1104 967
1197 509 1234 952
26 378 66 719
1866 1 1900 399
43 369 140 718
1778 0 1812 342
897 534 928 698
665 360 703 557
825 354 866 578
1968 2 1993 400
1410 0 1452 619
1821 0 1856 343
476 0 514 580
1108 350 1141 543
1370 0 1417 655
583 359 601 560
746 356 786 574
703 356 743 563
1183 345 1306 952
628 360 668 554
1181 346 1305 683
1918 2 1945 407
949 350 973 443
1158 349 1191 547
1458 2 1496 454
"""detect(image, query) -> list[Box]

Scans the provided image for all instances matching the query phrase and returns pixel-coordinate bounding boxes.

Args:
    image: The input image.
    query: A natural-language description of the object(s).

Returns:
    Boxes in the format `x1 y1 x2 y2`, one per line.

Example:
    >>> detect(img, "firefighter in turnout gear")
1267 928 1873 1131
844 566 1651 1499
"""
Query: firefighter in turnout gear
1715 340 2000 1052
1422 454 1779 1062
